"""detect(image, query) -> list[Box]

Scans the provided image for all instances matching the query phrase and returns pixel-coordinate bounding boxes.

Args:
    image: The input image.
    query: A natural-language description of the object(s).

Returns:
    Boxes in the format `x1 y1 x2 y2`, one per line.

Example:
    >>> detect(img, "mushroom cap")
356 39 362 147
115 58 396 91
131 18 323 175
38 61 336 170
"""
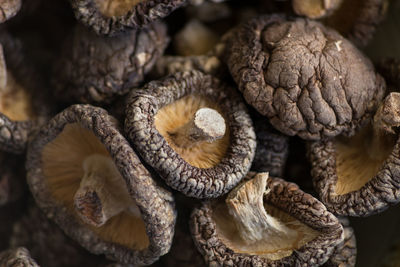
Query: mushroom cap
69 0 187 36
26 104 176 265
124 70 256 198
225 15 386 140
53 21 168 104
190 173 344 266
308 133 400 216
0 247 39 267
322 217 356 267
292 0 343 19
0 30 49 154
0 0 22 23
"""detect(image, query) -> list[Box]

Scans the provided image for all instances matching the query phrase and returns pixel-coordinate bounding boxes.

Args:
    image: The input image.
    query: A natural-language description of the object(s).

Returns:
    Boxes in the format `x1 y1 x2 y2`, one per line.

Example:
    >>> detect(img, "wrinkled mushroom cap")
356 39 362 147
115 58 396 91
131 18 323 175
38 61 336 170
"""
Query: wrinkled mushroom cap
226 15 385 140
53 21 168 104
0 247 39 267
125 70 256 198
0 0 22 23
26 104 176 265
190 172 344 266
69 0 187 36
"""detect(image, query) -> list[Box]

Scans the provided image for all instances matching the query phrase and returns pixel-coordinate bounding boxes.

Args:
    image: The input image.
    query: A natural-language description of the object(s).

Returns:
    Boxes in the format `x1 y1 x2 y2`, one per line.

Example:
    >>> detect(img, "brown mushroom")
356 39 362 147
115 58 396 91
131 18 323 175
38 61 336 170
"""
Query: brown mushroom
322 217 356 267
190 172 344 266
308 92 400 216
0 247 39 267
26 104 176 265
0 0 22 23
53 21 168 104
124 70 256 198
69 0 187 36
292 0 343 19
225 15 386 140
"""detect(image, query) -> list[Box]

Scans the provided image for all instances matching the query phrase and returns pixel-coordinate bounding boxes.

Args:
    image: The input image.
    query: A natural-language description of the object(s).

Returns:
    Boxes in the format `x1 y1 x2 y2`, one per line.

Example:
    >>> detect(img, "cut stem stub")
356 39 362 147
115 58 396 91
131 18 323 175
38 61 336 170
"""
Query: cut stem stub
225 173 297 244
74 154 140 227
169 107 226 148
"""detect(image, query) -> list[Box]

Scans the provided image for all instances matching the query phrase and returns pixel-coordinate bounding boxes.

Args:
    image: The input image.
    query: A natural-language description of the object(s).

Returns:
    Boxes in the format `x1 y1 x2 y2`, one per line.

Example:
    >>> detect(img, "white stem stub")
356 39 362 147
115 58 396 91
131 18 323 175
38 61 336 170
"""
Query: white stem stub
169 107 226 148
225 173 297 244
74 154 140 227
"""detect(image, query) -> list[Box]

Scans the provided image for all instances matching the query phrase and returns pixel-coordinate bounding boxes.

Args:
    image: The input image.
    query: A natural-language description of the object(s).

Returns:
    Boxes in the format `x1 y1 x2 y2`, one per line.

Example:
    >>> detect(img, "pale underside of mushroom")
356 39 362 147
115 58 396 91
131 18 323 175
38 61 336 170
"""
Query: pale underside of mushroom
213 173 320 260
292 0 343 19
154 94 230 168
0 47 35 121
41 123 149 250
94 0 144 17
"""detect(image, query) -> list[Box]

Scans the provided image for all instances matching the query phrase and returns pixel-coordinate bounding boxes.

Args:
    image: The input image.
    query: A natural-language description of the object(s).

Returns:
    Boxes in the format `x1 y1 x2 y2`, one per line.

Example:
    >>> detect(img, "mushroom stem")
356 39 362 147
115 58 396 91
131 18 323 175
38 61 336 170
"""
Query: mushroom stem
74 154 140 227
169 107 226 148
225 173 297 245
0 45 7 89
368 93 400 159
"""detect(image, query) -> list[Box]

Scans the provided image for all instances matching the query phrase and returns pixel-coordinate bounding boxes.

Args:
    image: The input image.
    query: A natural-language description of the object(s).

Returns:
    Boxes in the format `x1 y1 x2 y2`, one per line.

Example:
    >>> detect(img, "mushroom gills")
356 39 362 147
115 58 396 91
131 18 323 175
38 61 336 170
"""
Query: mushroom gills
213 173 320 261
154 94 230 168
42 123 149 250
95 0 144 17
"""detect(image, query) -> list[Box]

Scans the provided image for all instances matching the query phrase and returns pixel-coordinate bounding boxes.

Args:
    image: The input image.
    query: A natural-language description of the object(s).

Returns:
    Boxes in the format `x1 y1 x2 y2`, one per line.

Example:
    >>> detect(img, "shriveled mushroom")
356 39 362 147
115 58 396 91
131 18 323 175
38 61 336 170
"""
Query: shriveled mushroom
225 15 386 140
292 0 343 19
0 0 22 23
125 70 256 198
322 217 356 267
308 92 400 216
27 104 176 265
0 30 49 154
53 22 168 104
191 172 344 266
69 0 187 36
0 247 39 267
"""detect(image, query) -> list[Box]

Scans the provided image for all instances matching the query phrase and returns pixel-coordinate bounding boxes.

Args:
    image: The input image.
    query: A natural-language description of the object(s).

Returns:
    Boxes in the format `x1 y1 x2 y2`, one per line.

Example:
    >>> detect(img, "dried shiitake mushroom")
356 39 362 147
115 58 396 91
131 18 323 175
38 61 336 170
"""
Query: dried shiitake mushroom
0 31 48 154
190 172 344 266
225 15 386 140
251 113 289 177
0 0 21 23
324 0 389 47
292 0 343 19
53 22 168 104
308 92 400 216
69 0 187 36
125 70 256 198
0 247 39 267
322 217 356 267
26 104 176 265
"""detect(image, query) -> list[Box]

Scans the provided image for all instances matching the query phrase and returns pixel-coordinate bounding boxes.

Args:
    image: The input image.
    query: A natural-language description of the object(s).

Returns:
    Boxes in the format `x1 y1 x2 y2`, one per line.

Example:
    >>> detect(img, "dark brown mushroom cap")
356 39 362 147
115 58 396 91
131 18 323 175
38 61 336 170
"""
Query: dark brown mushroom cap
124 70 256 198
225 15 386 140
0 0 22 23
322 217 356 267
26 104 176 265
53 21 168 104
190 173 344 266
69 0 187 36
0 31 49 154
0 247 39 267
324 0 389 47
308 134 400 216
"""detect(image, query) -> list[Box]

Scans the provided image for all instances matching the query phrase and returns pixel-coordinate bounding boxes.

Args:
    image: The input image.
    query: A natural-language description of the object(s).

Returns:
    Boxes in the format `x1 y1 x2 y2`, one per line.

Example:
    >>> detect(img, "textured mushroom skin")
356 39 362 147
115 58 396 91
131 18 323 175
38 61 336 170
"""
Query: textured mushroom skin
53 22 168 104
125 70 256 198
70 0 187 36
0 114 32 153
27 104 176 265
226 15 385 140
322 217 356 267
308 137 400 216
0 247 39 267
190 175 344 266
